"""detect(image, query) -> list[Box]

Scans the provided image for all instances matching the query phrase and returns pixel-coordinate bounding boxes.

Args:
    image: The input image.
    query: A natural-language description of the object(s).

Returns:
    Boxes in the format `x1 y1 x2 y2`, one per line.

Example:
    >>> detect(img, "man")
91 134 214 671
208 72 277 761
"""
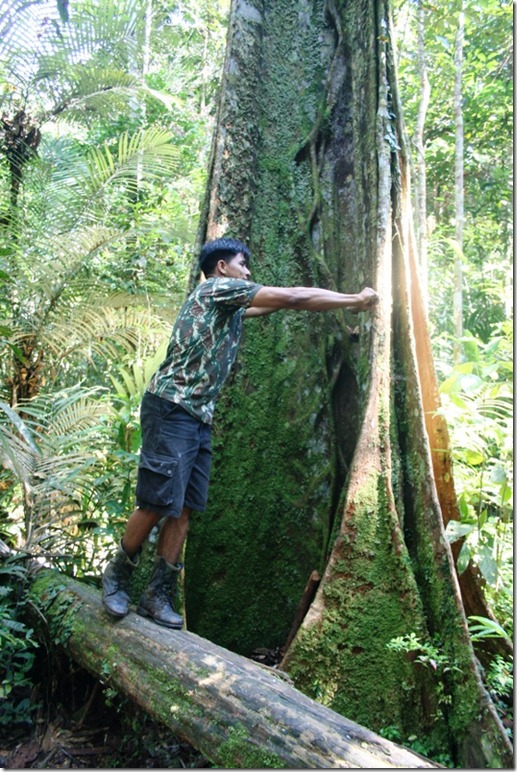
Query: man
102 237 379 629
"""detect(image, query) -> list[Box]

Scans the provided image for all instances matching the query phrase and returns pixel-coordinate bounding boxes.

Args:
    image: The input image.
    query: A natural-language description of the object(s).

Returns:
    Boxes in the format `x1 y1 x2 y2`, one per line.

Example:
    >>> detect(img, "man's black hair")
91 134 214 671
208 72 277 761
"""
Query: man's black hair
199 238 251 277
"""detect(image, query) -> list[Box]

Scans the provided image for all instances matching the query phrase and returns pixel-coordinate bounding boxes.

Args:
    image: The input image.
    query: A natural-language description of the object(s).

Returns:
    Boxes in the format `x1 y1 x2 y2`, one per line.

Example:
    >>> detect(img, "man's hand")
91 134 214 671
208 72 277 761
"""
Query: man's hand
352 287 379 312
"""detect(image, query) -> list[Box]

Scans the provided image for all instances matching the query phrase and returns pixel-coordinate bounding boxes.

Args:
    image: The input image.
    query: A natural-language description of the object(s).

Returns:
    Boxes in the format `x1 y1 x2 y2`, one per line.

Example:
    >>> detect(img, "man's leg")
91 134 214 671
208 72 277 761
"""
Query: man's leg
122 507 162 557
102 507 160 618
138 420 211 629
156 505 191 563
136 506 191 630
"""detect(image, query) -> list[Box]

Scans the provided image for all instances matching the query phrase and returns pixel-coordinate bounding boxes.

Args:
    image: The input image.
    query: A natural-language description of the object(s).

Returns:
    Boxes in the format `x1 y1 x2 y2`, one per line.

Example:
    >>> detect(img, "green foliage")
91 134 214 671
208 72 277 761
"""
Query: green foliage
0 558 40 735
426 230 511 349
0 388 109 554
87 346 169 548
437 325 513 632
395 0 512 221
36 578 80 646
486 655 513 700
383 634 459 766
486 655 513 740
0 0 228 577
1 0 164 123
394 0 512 346
0 0 511 762
379 724 455 768
387 632 456 673
467 615 509 642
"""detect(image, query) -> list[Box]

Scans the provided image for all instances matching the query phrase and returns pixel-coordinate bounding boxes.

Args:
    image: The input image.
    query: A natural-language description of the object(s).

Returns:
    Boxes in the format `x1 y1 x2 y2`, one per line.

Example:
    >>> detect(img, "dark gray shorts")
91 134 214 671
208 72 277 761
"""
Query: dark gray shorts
135 392 212 518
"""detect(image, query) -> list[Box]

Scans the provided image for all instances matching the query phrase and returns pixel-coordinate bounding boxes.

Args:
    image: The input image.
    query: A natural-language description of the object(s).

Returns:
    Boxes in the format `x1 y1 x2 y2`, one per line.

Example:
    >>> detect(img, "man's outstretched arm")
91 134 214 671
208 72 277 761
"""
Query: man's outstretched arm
245 286 379 317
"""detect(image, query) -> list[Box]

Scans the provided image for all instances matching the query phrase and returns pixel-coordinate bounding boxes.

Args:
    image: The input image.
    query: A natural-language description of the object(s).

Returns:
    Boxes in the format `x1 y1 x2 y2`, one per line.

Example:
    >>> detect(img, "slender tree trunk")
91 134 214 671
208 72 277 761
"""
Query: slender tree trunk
142 0 152 77
453 2 465 362
1 117 46 408
185 0 512 766
413 0 430 311
129 0 152 193
138 0 153 190
504 237 513 318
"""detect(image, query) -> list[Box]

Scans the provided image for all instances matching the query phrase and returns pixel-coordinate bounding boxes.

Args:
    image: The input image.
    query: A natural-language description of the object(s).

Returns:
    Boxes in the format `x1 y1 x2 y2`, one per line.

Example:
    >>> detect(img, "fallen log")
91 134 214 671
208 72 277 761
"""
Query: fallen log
28 568 442 769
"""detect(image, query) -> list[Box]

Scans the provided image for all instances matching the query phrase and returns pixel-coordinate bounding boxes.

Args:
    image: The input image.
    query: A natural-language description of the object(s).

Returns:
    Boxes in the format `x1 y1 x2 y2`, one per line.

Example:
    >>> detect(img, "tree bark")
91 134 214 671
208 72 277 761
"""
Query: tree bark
184 0 512 767
28 569 441 770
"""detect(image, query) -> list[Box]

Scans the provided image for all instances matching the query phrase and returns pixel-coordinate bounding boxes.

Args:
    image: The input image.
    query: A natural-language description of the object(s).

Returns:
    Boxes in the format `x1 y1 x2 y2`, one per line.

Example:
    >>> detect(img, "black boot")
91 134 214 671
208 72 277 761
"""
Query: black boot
102 540 138 618
136 557 183 629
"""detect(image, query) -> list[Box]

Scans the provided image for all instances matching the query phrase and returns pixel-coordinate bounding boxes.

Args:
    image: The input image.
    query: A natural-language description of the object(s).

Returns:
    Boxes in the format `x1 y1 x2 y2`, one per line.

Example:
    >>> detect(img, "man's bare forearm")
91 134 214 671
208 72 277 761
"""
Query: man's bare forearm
286 288 364 311
244 306 279 318
250 285 379 313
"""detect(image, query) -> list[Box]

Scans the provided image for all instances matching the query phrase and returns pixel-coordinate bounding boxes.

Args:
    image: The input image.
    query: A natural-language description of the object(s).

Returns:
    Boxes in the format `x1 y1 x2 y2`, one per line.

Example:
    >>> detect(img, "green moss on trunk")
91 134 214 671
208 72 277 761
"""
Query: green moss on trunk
184 0 513 766
187 0 345 654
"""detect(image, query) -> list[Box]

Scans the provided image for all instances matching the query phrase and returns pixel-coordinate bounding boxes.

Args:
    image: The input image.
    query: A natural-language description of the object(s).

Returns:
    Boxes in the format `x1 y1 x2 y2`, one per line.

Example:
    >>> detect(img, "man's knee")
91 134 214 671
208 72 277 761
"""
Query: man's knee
136 507 162 521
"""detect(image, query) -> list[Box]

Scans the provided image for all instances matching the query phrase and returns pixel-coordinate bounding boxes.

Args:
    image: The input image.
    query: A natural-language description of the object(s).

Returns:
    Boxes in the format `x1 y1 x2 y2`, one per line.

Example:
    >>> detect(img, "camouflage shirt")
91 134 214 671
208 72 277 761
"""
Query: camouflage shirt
147 277 262 424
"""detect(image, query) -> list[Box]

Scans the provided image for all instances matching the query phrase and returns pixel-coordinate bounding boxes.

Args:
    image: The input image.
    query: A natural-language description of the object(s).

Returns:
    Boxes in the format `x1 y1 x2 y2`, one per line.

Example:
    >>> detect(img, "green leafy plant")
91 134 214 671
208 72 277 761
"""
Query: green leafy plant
387 632 462 725
0 558 40 736
438 326 512 632
387 633 461 677
0 389 107 553
484 655 513 740
468 615 509 642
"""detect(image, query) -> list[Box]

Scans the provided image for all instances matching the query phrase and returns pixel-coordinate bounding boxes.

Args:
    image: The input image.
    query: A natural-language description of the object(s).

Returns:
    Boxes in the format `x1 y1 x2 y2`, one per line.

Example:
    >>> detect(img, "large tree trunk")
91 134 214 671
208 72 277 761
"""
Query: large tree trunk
28 569 442 769
184 0 512 767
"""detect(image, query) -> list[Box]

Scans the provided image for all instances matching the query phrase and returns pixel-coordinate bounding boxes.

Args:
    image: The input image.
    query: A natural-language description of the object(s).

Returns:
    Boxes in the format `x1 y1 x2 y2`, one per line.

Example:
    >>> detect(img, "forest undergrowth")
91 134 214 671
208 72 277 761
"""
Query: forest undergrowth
1 654 211 769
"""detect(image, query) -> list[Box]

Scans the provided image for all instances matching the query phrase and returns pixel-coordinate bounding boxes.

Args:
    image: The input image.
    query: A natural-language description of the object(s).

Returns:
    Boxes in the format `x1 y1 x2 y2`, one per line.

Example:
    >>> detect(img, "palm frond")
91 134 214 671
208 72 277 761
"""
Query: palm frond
0 385 115 550
0 424 37 486
61 0 141 64
476 397 513 423
53 70 142 120
1 0 142 81
5 224 125 336
81 128 180 196
50 398 108 443
0 1 53 60
31 226 122 295
33 64 144 123
39 299 169 363
19 127 180 237
1 386 108 493
0 400 41 454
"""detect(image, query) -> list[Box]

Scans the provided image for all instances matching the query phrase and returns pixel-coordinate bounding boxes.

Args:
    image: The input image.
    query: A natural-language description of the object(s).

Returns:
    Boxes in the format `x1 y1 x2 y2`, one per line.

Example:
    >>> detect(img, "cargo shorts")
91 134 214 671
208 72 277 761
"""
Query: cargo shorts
135 391 212 518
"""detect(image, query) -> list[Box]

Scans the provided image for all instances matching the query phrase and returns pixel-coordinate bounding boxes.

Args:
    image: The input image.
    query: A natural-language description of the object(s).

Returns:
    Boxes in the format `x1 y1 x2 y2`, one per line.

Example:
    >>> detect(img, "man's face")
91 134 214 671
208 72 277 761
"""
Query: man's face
224 252 251 280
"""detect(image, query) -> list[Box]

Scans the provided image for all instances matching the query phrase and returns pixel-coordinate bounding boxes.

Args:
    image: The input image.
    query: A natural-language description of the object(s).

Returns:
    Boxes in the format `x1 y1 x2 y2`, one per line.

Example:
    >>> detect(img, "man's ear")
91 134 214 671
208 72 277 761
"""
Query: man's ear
216 258 227 275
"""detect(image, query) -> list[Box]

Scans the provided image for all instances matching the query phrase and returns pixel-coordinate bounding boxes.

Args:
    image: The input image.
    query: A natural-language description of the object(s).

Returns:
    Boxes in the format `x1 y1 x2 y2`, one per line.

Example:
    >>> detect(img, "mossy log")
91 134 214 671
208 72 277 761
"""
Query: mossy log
29 569 442 769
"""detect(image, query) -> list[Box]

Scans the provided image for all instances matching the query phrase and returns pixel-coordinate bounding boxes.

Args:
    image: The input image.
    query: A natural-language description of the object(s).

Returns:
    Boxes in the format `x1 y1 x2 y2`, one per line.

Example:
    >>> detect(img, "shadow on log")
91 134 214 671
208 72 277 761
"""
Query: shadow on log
28 568 443 769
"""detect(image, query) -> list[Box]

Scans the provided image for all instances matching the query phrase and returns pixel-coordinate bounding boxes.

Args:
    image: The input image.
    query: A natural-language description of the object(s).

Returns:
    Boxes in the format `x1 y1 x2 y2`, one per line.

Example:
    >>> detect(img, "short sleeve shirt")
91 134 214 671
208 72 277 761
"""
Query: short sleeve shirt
147 277 262 423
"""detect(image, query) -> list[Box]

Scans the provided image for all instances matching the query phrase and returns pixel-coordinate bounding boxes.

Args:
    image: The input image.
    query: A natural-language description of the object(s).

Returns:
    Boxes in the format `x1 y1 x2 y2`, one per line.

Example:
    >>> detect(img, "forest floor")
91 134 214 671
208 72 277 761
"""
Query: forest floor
1 687 211 769
1 681 211 769
1 647 282 769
